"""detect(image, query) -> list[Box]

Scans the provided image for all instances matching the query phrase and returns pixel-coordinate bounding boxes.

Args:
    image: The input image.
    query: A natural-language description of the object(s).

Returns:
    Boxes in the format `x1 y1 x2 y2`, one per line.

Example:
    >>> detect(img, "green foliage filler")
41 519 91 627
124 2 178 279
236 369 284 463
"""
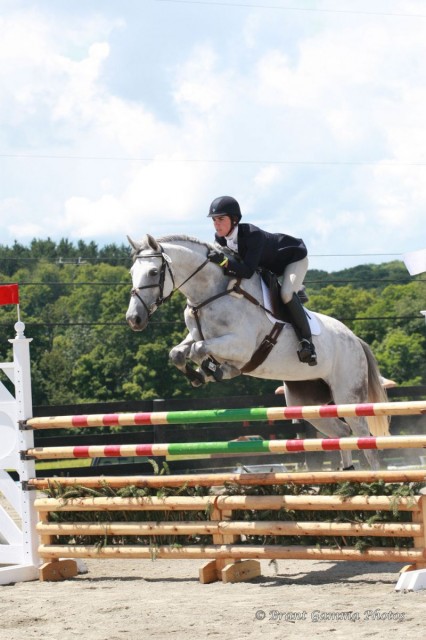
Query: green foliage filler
44 474 425 551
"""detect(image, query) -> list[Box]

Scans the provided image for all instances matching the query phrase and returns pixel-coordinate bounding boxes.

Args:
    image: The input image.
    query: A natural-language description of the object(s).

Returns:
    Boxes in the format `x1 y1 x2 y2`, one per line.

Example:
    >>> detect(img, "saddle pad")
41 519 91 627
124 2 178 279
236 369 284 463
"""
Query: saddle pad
261 279 321 335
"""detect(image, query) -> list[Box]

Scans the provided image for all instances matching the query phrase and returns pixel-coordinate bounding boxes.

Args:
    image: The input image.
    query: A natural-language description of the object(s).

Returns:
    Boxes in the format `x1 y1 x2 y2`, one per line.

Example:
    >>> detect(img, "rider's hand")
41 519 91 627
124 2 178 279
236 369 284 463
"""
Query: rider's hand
207 250 228 268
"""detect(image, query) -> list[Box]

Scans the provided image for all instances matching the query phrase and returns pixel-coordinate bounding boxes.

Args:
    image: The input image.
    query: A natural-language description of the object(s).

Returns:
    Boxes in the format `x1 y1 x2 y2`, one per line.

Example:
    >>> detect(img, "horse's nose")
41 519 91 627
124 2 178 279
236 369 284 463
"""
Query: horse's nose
126 313 145 331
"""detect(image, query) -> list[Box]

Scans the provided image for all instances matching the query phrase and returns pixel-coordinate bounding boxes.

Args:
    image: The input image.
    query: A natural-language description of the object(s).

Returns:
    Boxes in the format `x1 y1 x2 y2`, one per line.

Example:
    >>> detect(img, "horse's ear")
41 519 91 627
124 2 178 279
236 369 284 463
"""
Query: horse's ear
127 235 141 252
146 234 160 251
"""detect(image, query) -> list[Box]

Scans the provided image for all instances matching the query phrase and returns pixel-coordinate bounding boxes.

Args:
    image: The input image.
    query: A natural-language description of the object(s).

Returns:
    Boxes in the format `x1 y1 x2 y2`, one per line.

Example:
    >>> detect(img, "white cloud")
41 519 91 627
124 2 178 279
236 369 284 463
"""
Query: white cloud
173 46 225 114
60 156 210 239
62 195 124 238
8 222 44 239
0 197 43 239
2 2 426 268
254 165 282 189
368 163 426 233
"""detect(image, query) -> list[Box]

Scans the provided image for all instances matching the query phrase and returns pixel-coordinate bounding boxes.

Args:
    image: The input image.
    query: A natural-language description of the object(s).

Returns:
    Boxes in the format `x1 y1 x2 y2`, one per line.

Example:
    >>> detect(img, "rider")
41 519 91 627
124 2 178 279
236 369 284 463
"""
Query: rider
207 195 317 366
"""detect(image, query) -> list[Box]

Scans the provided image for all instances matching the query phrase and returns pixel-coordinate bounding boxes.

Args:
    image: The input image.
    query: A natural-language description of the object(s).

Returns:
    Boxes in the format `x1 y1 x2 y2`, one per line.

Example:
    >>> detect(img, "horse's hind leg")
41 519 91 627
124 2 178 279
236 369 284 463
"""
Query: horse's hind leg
330 378 380 469
343 416 380 470
284 381 354 469
305 417 354 469
308 413 380 469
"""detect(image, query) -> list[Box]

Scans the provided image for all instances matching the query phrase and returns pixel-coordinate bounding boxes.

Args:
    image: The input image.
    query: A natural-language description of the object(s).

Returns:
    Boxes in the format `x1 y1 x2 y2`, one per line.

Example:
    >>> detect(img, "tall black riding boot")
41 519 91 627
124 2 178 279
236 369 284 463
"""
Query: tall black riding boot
284 293 317 366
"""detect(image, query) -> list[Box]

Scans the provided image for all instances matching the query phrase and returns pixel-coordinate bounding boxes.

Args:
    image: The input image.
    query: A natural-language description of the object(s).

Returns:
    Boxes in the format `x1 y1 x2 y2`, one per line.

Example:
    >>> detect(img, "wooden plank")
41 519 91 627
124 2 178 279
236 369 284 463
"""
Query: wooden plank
412 493 426 570
34 494 421 513
35 520 423 538
221 560 261 584
30 469 426 489
39 560 79 582
199 560 220 584
38 543 425 563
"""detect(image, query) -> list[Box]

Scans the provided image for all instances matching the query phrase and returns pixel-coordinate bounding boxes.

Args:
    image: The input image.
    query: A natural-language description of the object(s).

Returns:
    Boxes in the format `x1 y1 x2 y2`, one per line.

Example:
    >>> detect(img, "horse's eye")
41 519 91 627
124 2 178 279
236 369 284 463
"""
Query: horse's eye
148 268 159 277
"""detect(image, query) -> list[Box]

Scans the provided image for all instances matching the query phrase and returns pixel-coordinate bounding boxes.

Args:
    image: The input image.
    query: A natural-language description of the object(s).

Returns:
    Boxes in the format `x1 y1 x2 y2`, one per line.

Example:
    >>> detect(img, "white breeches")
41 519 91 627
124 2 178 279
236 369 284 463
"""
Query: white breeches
280 257 309 304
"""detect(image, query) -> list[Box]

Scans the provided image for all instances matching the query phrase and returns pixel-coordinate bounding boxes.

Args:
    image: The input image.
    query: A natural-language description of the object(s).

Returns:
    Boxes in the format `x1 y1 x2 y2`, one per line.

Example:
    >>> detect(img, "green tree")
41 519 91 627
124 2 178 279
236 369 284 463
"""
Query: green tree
1 241 425 403
373 329 426 385
308 285 375 331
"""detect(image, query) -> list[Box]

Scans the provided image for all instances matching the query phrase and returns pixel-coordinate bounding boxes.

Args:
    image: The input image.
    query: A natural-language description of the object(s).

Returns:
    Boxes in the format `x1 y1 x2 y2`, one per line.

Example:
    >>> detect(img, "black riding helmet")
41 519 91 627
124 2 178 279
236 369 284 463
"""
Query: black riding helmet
208 196 242 222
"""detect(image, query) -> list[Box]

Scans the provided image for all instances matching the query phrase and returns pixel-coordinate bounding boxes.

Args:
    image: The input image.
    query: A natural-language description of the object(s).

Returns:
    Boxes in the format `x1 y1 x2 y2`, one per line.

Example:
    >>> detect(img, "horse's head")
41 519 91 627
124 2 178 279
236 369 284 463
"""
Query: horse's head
126 234 174 331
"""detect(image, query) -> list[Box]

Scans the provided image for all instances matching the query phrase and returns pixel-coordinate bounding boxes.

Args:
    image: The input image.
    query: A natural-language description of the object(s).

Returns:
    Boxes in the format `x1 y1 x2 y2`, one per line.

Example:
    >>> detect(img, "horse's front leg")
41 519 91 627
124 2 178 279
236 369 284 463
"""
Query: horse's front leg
169 333 194 371
169 334 207 387
189 336 249 382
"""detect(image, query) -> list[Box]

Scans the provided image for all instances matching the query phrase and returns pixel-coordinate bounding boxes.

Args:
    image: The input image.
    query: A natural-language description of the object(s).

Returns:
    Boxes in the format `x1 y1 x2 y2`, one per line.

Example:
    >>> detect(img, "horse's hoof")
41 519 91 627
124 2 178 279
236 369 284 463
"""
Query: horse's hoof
184 363 205 386
342 465 355 471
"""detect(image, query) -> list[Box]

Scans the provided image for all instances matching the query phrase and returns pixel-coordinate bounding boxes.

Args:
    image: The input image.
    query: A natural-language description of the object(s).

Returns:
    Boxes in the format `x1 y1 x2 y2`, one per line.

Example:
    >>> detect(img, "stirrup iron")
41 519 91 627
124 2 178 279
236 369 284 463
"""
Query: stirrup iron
297 338 317 366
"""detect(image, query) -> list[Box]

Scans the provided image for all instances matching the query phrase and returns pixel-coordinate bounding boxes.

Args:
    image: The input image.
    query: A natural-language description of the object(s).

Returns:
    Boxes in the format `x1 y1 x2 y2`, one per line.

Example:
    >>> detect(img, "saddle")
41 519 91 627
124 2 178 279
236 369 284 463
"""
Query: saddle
258 268 307 323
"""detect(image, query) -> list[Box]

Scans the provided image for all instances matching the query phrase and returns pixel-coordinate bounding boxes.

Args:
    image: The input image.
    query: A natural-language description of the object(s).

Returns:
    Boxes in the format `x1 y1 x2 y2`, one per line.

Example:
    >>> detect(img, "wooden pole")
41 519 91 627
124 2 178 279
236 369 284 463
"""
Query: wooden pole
412 492 426 570
34 494 421 513
24 434 426 459
25 399 426 430
29 469 426 490
38 543 425 563
35 520 422 538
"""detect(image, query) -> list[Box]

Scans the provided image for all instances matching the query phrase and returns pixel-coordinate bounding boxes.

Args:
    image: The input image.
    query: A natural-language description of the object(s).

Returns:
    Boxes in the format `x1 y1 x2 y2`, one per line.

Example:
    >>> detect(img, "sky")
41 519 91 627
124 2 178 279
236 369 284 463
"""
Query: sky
1 0 426 273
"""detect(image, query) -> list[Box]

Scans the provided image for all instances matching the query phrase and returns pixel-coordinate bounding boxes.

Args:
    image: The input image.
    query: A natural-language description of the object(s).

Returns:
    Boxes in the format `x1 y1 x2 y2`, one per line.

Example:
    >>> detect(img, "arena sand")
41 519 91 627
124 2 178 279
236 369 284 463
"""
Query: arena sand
1 557 425 640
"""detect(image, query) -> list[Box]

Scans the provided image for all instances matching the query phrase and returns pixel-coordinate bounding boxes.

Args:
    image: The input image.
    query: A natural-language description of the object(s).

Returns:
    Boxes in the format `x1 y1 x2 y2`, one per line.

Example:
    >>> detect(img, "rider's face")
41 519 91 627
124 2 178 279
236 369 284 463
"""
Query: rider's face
212 215 232 237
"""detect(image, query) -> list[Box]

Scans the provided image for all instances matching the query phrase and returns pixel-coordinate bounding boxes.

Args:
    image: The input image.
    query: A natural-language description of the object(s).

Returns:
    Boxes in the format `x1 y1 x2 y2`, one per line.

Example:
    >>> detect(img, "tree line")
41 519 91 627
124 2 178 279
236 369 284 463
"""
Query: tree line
0 238 425 406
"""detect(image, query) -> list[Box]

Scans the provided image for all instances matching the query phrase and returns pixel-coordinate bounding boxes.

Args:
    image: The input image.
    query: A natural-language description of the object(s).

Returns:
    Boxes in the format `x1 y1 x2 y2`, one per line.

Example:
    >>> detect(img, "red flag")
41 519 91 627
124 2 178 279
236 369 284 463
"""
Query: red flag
0 284 19 306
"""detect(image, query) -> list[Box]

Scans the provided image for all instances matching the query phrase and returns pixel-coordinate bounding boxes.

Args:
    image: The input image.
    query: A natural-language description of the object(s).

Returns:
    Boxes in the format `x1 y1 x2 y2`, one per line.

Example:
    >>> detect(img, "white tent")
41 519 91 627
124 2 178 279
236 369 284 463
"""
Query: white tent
403 248 426 276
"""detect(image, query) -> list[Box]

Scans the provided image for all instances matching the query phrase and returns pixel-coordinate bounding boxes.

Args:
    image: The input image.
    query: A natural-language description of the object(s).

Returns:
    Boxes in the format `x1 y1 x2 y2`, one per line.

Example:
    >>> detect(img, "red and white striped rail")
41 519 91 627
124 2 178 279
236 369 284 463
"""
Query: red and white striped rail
25 400 426 429
26 434 426 460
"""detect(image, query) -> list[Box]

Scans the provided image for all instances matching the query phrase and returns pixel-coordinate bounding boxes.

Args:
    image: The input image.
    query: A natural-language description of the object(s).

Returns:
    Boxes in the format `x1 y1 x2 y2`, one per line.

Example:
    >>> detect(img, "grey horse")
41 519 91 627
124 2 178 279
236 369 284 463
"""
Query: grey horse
126 234 389 470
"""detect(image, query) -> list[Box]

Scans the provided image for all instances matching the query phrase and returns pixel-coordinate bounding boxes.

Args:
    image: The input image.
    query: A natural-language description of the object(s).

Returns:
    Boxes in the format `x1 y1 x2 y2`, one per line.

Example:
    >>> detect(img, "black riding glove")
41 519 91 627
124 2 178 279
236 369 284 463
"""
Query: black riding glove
207 250 229 268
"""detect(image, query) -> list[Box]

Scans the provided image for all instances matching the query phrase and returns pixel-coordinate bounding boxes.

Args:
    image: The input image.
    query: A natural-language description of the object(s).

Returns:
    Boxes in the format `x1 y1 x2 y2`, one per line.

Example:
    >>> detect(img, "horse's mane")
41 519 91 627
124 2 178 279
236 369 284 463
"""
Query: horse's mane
130 233 215 261
157 234 213 251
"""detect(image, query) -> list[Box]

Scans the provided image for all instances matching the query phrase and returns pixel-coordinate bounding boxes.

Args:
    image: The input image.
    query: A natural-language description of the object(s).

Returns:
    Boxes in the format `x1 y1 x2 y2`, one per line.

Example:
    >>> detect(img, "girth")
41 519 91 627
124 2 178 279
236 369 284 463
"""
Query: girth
240 322 284 373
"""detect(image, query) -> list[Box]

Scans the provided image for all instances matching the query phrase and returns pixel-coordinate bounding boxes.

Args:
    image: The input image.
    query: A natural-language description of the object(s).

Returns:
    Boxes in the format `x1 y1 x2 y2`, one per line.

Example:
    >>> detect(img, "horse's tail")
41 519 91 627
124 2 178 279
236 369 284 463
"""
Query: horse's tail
359 339 390 436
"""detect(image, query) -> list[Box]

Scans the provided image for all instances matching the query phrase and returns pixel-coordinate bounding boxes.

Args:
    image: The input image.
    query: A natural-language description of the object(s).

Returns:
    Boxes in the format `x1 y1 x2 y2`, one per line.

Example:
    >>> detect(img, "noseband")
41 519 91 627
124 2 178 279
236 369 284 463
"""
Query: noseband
130 247 175 319
130 244 209 319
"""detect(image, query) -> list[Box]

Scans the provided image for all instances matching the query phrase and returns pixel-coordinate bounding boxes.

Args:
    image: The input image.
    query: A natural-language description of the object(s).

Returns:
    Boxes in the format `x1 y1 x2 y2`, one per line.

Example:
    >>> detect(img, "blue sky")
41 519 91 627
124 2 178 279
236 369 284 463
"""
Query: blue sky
1 0 426 272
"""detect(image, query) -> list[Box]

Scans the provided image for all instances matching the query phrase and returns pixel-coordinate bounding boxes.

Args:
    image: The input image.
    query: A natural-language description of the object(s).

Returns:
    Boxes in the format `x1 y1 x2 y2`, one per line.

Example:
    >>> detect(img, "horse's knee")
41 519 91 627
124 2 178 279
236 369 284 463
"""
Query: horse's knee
169 347 187 368
169 337 195 368
189 341 208 362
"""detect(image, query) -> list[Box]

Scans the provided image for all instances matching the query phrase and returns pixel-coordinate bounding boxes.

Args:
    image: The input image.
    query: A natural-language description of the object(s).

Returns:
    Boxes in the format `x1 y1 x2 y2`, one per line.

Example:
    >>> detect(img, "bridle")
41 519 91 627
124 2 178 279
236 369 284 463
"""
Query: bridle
130 244 210 319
